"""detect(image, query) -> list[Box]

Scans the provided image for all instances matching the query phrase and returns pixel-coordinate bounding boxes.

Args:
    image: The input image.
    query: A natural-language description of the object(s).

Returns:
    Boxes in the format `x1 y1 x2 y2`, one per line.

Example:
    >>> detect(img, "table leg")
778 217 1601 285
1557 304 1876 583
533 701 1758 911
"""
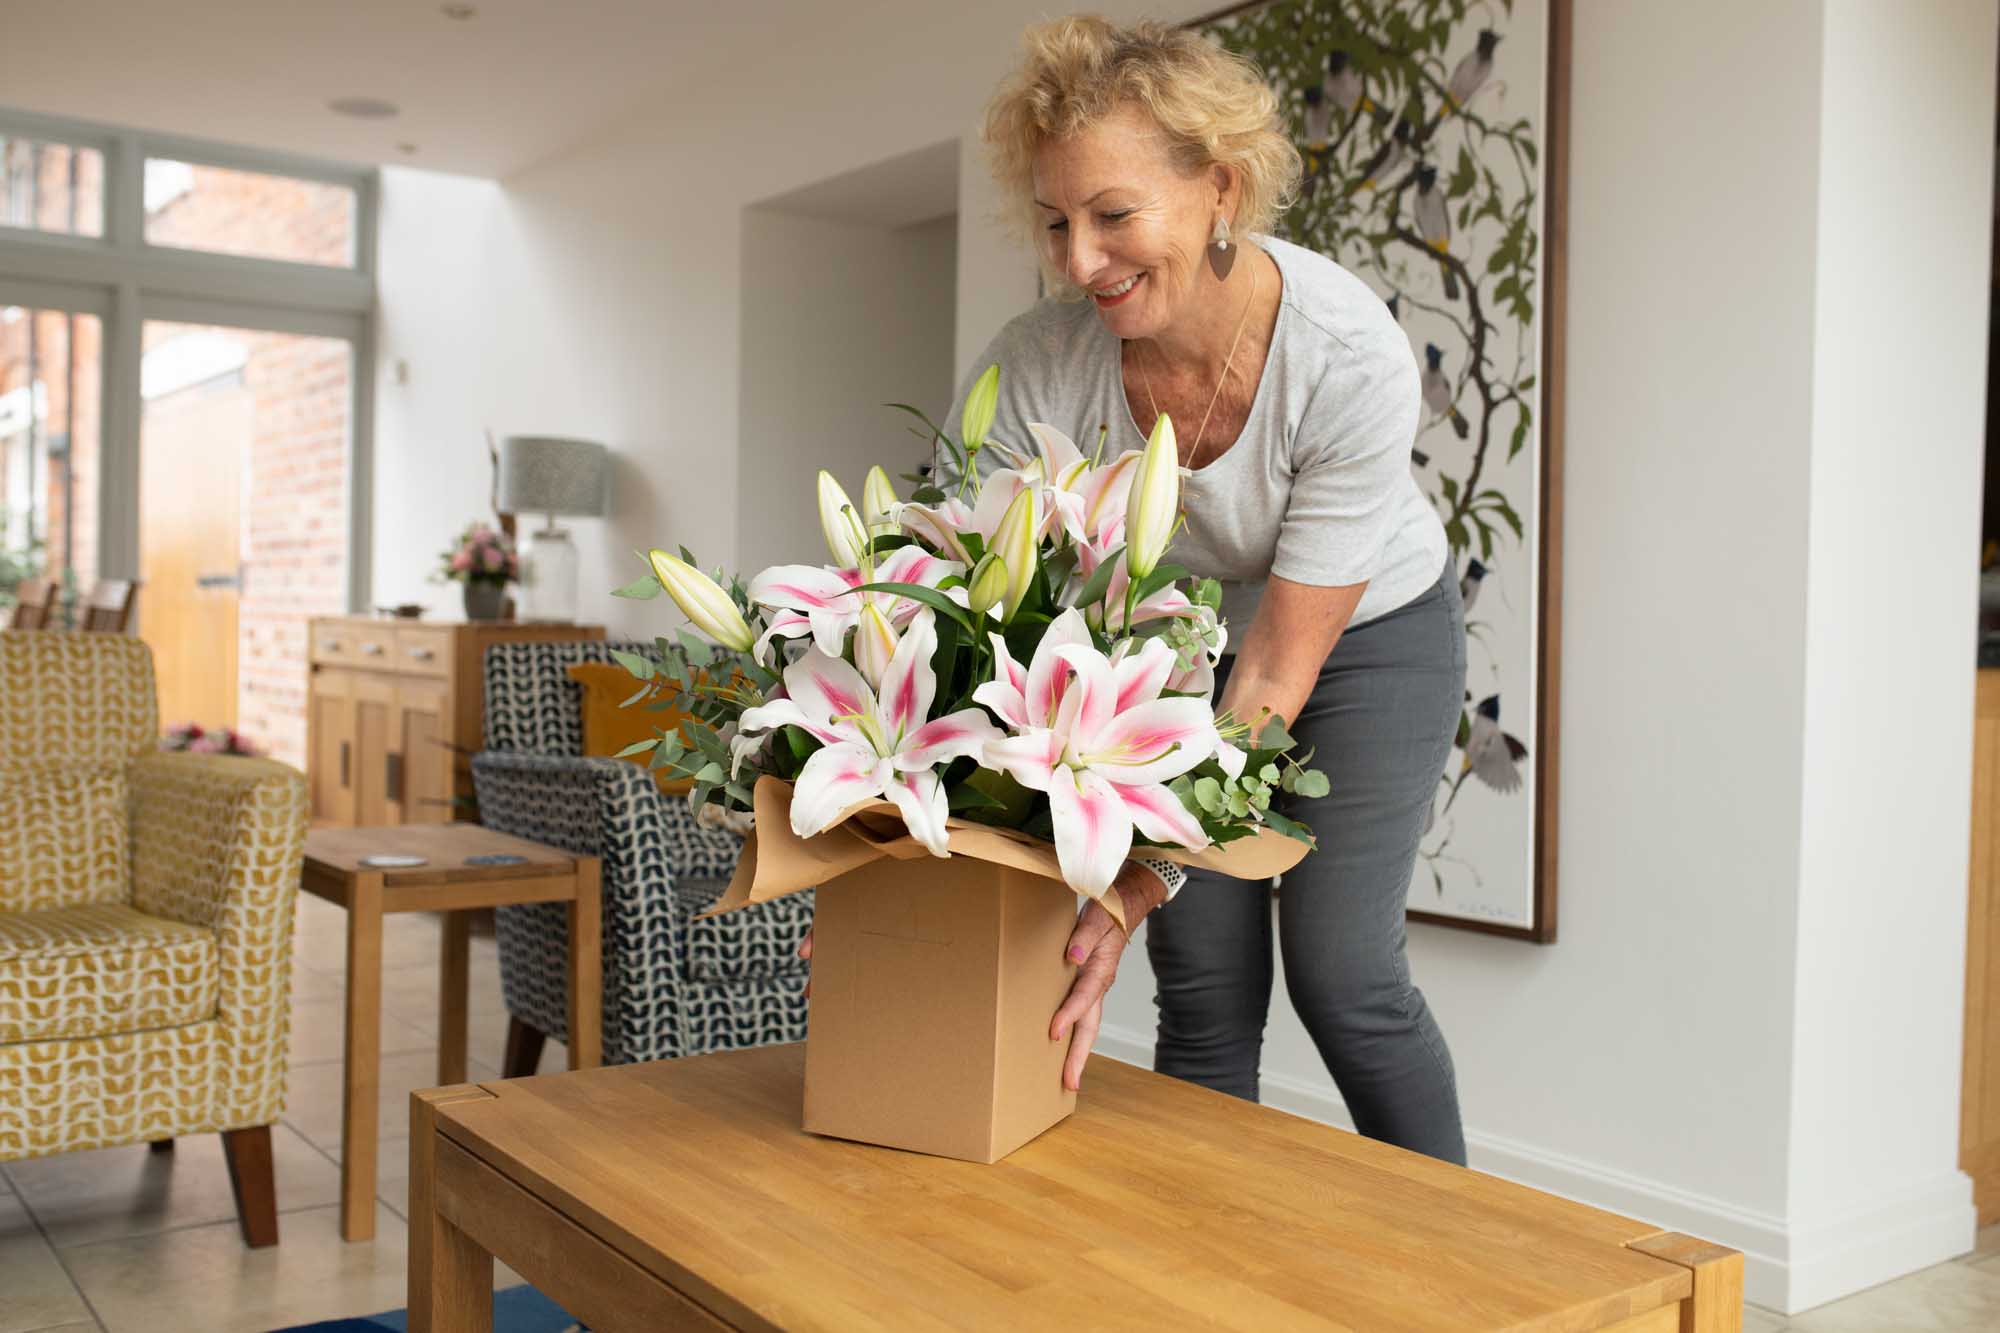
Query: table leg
410 1087 495 1333
1630 1232 1744 1333
566 858 602 1070
341 871 384 1243
439 911 471 1086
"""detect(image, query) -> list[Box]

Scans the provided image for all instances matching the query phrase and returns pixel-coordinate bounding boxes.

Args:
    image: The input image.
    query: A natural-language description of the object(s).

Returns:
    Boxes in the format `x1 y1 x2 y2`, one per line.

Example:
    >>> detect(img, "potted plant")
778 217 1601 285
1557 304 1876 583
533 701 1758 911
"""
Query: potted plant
438 522 518 621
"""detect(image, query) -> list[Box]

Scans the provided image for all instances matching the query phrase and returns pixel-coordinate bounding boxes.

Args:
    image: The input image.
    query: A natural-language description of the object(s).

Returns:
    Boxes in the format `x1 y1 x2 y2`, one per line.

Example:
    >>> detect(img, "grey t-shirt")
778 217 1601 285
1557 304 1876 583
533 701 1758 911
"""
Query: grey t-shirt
943 234 1447 641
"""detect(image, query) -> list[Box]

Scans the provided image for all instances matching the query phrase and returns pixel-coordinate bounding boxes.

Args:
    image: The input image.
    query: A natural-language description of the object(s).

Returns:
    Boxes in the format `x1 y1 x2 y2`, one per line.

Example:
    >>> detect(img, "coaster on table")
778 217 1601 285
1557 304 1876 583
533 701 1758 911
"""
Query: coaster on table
358 854 427 869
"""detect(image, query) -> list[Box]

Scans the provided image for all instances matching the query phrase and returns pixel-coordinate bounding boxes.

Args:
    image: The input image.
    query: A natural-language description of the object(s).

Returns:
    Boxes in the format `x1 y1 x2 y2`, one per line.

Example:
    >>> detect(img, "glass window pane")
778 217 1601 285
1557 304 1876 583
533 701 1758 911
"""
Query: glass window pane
0 304 103 622
0 137 105 238
141 321 351 767
144 159 356 267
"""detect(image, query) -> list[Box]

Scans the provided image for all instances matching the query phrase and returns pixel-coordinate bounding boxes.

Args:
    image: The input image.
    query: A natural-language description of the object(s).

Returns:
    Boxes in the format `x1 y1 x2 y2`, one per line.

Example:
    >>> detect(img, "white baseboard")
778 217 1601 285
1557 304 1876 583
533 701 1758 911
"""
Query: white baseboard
1092 1023 1977 1315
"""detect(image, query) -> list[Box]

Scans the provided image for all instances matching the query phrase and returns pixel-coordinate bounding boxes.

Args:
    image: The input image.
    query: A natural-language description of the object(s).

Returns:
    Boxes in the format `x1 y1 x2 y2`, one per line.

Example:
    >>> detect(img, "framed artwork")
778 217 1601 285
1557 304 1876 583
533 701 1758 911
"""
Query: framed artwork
1196 0 1571 941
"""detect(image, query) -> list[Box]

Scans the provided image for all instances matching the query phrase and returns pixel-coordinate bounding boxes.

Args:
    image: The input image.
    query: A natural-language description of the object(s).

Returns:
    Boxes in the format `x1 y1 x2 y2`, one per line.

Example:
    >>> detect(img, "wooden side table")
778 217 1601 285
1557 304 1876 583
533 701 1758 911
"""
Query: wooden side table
302 823 602 1243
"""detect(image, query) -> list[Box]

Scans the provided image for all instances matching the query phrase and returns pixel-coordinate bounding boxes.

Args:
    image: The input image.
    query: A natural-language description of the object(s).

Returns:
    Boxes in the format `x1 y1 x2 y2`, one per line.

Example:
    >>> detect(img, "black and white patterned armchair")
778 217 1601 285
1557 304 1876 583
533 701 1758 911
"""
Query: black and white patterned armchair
472 640 810 1073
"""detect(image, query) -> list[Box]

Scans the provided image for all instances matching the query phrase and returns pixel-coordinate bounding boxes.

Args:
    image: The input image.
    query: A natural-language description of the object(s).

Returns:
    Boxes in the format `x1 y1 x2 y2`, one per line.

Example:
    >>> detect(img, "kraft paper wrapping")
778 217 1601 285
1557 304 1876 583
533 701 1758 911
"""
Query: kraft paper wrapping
704 775 1312 928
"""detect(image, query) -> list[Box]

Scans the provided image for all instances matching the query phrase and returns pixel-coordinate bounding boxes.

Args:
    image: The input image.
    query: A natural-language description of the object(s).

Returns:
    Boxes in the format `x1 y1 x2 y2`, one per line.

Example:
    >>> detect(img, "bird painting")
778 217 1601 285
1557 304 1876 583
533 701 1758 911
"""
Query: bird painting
1459 558 1488 614
1358 116 1413 190
1422 343 1470 440
1442 694 1528 816
1323 50 1373 116
1412 165 1458 299
1446 30 1502 112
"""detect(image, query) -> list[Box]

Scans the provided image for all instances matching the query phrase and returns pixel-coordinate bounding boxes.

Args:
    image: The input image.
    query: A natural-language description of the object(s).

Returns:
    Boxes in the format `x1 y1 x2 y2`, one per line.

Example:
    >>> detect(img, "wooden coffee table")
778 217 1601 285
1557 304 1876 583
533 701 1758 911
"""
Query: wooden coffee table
408 1045 1742 1331
302 823 601 1243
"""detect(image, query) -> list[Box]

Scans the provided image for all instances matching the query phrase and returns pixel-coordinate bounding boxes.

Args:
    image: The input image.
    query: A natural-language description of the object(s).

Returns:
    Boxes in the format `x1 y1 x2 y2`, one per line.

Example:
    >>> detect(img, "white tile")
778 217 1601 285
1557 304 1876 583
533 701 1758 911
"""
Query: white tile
288 993 435 1069
281 1048 499 1156
64 1202 411 1333
0 1190 92 1333
5 1124 340 1250
1787 1256 2000 1331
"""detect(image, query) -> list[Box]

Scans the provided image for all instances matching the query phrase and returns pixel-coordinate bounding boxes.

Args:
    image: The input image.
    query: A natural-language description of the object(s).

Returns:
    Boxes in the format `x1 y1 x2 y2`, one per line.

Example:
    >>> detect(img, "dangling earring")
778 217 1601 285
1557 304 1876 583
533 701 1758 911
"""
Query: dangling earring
1208 213 1236 281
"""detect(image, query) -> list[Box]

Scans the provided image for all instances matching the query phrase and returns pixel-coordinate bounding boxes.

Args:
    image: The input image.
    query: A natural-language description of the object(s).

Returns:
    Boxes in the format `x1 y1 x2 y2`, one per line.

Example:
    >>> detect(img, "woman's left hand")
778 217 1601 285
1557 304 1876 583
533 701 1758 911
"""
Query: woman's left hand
1051 862 1170 1092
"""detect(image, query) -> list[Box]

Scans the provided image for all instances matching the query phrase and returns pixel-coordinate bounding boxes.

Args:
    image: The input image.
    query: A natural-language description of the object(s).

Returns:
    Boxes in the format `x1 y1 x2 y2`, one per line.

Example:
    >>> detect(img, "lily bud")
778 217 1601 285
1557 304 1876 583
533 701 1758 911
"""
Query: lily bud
994 486 1039 621
853 600 898 688
961 363 1000 454
817 471 868 569
861 465 899 536
965 552 1008 616
1124 412 1181 582
647 550 755 653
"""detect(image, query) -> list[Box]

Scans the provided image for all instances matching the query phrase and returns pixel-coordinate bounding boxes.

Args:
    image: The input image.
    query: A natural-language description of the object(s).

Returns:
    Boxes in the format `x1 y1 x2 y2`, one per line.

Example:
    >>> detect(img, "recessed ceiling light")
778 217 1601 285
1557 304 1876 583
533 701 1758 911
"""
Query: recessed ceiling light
441 4 477 18
328 97 399 120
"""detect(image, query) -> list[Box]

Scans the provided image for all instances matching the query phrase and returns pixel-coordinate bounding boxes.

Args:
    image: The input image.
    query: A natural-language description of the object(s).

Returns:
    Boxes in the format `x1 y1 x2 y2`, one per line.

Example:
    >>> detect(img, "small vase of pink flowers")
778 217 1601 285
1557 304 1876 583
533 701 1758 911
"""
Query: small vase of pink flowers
439 521 518 621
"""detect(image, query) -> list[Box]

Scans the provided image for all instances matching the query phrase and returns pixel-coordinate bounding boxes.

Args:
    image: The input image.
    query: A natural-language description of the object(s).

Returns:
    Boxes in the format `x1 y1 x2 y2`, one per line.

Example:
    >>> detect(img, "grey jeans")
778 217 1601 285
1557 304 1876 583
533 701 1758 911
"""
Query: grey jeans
1145 559 1468 1165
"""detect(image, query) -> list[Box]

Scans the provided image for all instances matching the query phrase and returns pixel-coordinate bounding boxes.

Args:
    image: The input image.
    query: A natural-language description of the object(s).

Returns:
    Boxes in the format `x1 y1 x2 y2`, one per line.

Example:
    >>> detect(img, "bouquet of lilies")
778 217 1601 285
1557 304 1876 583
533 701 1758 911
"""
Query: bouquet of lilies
612 367 1327 905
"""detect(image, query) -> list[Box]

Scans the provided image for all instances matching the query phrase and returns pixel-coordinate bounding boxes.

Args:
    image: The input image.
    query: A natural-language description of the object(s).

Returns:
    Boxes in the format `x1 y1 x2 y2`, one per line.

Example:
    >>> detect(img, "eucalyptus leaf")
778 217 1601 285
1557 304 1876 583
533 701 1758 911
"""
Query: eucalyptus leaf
611 575 662 600
608 648 654 681
612 738 658 758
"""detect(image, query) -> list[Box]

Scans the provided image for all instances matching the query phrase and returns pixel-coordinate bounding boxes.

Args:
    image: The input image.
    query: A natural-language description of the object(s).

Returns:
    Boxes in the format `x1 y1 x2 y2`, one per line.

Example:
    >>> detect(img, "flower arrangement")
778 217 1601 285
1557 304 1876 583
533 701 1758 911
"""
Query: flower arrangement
161 722 260 757
614 366 1327 906
437 522 518 586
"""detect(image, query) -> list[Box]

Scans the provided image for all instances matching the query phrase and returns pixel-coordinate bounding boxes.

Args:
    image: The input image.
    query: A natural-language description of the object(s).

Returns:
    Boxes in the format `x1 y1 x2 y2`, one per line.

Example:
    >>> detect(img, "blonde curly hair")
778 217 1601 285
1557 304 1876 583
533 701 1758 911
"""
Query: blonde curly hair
983 15 1301 284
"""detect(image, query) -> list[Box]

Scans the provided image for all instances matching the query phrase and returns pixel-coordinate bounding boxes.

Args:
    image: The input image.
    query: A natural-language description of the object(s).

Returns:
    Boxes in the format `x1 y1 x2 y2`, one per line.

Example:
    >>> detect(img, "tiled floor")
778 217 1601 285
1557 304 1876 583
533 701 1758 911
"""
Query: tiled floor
3 892 1998 1331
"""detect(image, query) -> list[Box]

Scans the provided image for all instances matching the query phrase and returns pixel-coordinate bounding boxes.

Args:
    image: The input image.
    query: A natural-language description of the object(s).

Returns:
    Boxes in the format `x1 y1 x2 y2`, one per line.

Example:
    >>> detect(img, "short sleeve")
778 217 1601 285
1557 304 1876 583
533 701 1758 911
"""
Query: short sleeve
1271 331 1423 589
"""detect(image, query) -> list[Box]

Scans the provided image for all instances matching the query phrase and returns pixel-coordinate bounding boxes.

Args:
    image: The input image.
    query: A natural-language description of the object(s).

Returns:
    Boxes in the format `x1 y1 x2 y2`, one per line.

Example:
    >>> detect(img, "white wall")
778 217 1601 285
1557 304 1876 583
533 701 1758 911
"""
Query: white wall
738 210 957 572
1784 0 1995 1306
370 0 1995 1314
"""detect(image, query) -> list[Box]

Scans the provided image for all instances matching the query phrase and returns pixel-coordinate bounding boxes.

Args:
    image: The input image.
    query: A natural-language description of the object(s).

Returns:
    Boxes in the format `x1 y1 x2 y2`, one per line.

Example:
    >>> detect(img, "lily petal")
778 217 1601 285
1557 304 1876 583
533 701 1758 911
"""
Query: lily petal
1079 696 1218 785
885 769 953 857
971 631 1031 728
783 649 877 739
1048 767 1134 899
896 707 1004 770
736 696 848 749
748 563 861 612
877 609 938 742
790 743 887 838
1026 609 1092 726
982 729 1065 792
1118 781 1211 849
1110 636 1178 712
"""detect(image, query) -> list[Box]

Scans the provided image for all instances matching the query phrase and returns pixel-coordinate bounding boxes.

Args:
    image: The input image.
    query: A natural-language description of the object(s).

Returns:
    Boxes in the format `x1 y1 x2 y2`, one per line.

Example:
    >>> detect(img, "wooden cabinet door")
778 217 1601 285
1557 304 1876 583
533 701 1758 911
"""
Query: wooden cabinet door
394 678 455 825
308 669 357 826
352 672 397 826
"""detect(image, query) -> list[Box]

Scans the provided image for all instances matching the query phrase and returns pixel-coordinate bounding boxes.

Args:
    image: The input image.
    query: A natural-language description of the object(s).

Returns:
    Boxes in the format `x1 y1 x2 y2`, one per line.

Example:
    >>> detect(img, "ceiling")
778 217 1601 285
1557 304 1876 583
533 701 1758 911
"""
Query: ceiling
0 0 808 180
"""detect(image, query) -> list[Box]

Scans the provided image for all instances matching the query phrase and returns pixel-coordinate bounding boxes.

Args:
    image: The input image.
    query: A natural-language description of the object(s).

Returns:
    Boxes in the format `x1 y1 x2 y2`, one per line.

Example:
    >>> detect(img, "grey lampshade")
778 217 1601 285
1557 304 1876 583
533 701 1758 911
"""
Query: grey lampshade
496 436 609 518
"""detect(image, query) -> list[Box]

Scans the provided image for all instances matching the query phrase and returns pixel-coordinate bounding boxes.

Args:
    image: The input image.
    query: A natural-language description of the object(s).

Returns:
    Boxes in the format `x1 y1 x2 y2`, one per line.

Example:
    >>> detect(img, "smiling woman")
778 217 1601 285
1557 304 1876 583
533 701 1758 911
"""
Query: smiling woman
945 13 1466 1167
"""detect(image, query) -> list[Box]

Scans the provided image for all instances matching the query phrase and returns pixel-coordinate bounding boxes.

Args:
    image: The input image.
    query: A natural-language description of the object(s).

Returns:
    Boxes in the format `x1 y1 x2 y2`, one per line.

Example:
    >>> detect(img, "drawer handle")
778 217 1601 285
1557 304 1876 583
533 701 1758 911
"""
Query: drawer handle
322 639 343 653
361 642 385 656
387 752 404 803
340 741 350 789
407 646 435 662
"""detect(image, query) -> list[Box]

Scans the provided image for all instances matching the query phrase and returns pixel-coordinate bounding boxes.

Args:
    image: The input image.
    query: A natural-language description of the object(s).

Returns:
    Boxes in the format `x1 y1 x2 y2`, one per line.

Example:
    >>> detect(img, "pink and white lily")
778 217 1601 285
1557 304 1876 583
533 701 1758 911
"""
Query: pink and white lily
977 609 1217 898
734 610 1000 856
746 544 962 661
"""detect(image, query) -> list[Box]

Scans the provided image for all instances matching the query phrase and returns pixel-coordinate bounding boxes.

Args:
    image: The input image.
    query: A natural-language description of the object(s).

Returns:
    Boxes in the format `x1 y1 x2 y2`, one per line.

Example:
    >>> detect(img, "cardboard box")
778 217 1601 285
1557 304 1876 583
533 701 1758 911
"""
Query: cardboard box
802 855 1078 1162
709 777 1306 1164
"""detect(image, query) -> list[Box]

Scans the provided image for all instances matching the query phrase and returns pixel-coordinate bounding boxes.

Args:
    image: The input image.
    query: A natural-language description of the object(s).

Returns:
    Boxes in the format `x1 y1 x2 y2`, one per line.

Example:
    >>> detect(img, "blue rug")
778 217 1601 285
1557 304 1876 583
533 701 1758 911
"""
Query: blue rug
271 1283 579 1332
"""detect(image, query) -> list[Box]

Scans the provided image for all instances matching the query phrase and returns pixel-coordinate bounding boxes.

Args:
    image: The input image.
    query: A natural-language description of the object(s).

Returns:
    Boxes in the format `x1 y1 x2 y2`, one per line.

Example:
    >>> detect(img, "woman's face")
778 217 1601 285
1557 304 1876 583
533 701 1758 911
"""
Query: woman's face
1032 103 1228 341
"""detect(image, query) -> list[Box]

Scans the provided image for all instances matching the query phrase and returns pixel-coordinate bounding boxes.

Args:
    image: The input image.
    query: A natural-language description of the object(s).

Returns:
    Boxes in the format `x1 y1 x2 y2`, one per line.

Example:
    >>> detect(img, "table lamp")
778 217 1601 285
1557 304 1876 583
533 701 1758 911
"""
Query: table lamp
496 435 609 622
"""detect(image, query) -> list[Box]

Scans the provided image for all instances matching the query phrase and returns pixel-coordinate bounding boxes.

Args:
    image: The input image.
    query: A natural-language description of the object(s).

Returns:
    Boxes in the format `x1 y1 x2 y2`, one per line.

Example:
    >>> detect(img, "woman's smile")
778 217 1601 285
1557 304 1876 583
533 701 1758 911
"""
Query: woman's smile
1091 272 1146 306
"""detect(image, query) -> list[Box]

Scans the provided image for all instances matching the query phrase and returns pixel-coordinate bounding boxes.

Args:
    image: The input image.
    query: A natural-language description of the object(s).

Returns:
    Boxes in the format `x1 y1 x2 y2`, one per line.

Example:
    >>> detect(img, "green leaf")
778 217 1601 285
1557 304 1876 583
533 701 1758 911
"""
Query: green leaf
1291 770 1330 799
1133 563 1190 606
1257 718 1297 752
608 648 654 681
676 628 710 664
619 682 651 709
612 737 658 758
909 485 947 504
1193 776 1224 815
1259 807 1316 846
885 402 961 472
1258 762 1281 783
947 782 1006 812
1069 545 1125 609
694 761 726 785
612 575 662 600
851 581 974 631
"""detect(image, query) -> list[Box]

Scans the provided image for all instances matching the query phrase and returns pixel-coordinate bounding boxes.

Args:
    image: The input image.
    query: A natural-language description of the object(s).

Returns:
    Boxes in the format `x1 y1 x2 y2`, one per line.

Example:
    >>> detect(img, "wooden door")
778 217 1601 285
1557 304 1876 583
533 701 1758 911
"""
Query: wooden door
1964 670 2000 1223
308 668 358 826
352 672 396 826
394 679 454 825
139 385 246 732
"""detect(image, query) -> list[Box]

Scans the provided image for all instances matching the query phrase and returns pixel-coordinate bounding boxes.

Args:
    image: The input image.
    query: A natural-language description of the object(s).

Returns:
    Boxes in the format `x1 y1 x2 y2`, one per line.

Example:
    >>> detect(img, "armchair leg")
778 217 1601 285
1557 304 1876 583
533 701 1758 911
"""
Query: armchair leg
502 1017 546 1079
148 1138 174 1153
221 1126 279 1248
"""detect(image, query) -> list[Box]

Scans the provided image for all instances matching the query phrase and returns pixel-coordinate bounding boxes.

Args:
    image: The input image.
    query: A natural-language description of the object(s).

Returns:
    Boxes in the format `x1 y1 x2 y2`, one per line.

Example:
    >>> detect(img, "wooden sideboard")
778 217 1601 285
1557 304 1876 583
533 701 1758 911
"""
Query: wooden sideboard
1965 669 2000 1223
306 617 604 827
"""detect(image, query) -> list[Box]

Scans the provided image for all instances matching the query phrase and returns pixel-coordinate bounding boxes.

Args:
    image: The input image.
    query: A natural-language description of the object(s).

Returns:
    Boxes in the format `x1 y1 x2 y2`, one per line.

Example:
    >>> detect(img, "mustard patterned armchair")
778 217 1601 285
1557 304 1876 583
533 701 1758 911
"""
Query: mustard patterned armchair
0 631 307 1247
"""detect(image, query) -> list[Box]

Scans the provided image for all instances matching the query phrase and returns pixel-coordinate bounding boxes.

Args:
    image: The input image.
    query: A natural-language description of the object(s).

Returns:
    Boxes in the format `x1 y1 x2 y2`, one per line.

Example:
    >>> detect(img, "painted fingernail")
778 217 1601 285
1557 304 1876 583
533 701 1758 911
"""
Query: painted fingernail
1067 946 1085 963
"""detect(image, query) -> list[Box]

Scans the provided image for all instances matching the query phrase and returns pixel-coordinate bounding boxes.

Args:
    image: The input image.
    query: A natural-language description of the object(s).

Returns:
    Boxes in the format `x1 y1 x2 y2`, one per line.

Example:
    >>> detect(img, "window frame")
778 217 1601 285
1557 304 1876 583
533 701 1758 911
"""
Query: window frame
0 104 376 611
